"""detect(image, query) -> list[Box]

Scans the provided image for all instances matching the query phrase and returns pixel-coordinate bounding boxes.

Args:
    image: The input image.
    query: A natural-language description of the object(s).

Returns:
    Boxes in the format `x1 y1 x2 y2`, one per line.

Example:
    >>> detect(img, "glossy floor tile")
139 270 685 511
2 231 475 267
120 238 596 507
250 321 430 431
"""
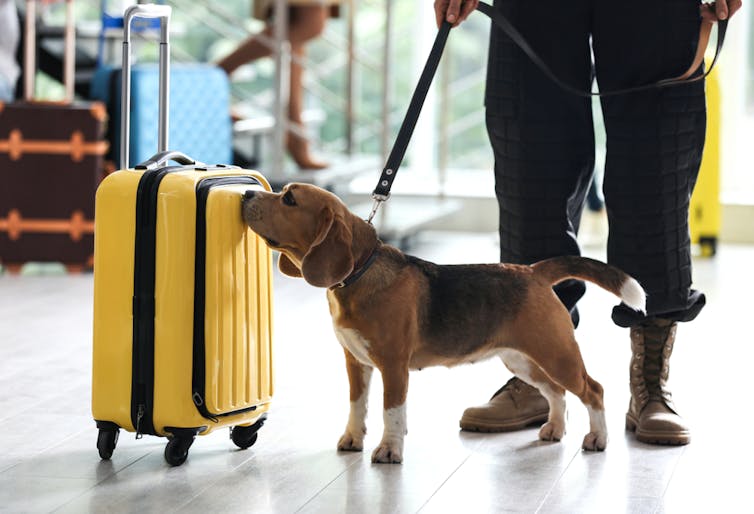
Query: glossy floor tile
0 229 751 513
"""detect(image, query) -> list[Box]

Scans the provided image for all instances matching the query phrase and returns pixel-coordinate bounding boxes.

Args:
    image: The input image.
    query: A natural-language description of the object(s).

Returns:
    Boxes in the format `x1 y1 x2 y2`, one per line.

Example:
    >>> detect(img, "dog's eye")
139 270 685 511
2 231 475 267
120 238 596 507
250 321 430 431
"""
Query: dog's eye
282 190 296 206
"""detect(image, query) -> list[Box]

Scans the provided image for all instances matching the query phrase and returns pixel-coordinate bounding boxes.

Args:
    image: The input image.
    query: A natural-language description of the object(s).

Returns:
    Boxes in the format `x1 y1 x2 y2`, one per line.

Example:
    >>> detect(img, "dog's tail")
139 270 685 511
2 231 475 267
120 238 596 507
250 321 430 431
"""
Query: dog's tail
531 256 645 312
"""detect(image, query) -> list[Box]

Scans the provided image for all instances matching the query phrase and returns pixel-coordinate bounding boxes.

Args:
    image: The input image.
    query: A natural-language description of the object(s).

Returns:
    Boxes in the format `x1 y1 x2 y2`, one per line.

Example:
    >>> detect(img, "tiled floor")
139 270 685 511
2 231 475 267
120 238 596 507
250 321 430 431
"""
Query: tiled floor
1 228 752 513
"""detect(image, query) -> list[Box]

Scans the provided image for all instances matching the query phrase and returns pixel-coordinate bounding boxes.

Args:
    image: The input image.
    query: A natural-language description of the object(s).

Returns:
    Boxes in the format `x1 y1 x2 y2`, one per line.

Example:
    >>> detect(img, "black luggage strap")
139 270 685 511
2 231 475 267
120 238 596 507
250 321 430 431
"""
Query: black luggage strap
368 1 728 223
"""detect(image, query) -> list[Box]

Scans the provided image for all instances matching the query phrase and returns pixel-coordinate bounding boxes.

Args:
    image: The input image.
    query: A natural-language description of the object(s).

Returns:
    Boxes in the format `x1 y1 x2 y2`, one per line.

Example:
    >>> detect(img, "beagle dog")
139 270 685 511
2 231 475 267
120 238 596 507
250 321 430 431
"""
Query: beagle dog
242 183 645 464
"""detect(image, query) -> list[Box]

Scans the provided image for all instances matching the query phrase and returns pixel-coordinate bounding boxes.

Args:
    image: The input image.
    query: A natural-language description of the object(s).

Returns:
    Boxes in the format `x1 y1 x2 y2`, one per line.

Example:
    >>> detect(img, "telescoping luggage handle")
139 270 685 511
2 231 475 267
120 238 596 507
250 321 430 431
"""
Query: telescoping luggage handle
24 0 76 103
135 150 196 170
120 4 173 170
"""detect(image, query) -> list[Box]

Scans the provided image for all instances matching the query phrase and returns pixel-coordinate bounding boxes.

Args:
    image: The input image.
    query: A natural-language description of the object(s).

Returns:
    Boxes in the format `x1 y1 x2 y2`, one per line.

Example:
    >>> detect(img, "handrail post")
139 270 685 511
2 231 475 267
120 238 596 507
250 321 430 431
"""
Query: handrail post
380 0 393 163
345 2 356 156
272 0 290 177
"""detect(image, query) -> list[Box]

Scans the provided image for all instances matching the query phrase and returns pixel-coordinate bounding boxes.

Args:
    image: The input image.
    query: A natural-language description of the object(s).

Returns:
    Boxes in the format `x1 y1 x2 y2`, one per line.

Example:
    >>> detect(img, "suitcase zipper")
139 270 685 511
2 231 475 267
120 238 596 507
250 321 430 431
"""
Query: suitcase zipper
135 404 145 439
131 165 180 437
191 176 262 421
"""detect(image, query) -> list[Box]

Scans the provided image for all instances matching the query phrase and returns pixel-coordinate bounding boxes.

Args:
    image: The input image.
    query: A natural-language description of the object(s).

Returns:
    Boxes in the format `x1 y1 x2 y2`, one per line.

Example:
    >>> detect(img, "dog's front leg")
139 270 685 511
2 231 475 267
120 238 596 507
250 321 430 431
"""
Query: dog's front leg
338 349 373 452
372 365 408 464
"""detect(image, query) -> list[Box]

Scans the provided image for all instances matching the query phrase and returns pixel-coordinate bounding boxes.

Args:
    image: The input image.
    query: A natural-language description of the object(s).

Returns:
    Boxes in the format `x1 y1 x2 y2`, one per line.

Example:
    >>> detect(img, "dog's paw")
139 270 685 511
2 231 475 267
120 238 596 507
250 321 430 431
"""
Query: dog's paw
538 421 565 442
582 432 607 452
371 442 403 464
337 432 364 452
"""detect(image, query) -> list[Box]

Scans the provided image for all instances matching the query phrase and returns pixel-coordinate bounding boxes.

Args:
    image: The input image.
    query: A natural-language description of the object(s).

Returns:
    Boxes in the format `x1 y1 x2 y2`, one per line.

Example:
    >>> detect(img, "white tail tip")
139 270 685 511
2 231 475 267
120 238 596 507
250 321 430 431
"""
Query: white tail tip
620 277 646 312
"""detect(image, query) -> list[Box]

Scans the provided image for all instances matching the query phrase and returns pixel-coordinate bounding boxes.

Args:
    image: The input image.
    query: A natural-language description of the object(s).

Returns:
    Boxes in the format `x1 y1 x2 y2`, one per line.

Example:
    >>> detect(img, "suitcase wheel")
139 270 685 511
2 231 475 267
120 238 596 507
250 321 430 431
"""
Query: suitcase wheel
96 423 120 460
231 415 267 450
164 434 196 467
699 236 718 257
96 428 119 460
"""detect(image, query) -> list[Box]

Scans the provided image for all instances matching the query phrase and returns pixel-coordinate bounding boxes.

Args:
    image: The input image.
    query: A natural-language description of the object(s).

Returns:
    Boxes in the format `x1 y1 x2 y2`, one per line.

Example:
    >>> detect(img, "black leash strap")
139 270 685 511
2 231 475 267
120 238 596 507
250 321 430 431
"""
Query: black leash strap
369 2 728 217
371 20 452 204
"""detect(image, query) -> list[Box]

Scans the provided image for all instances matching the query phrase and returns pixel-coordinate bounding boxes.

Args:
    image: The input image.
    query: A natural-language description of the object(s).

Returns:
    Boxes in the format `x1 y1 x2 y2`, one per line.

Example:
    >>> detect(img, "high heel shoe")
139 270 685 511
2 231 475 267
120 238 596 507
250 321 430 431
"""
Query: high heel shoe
286 132 328 170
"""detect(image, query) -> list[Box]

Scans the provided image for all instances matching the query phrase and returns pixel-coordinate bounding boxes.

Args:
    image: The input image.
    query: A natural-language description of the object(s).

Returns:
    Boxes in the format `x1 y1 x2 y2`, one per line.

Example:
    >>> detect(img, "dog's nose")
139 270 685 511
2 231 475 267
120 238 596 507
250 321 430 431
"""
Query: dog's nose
243 190 256 201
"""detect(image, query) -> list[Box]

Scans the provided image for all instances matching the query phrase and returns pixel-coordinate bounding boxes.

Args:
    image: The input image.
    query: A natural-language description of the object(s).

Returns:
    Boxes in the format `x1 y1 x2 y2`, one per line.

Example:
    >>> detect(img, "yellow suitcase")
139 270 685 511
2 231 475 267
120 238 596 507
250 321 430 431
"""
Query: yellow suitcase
689 66 721 257
91 5 273 466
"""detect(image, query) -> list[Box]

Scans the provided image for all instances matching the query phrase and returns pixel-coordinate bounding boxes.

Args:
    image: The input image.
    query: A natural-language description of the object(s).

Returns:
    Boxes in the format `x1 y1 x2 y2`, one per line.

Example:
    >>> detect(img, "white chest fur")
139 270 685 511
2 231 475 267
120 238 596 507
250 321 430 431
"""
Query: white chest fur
327 291 377 367
334 327 376 367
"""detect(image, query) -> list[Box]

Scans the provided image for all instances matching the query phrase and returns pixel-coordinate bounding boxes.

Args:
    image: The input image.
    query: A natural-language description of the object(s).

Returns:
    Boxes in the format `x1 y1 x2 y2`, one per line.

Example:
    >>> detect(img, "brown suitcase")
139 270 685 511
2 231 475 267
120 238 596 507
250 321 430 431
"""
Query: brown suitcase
0 0 108 269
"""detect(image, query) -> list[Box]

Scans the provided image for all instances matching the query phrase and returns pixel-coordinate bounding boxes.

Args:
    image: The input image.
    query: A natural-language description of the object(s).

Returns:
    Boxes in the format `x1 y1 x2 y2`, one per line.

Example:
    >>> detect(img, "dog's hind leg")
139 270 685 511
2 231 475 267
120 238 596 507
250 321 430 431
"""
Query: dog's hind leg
548 350 607 451
518 334 608 451
338 349 373 452
499 349 566 442
580 375 607 451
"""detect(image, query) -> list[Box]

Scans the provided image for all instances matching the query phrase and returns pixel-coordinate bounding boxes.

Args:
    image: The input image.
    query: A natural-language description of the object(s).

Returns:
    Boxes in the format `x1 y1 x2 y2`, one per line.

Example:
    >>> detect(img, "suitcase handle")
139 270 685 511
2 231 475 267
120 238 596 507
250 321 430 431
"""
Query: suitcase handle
135 151 202 170
120 3 171 169
24 0 76 103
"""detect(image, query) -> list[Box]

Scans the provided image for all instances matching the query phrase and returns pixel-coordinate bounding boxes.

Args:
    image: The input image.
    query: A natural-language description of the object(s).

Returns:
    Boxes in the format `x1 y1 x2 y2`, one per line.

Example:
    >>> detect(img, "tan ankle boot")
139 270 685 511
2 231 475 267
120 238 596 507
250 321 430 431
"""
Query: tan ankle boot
460 377 549 432
626 318 690 445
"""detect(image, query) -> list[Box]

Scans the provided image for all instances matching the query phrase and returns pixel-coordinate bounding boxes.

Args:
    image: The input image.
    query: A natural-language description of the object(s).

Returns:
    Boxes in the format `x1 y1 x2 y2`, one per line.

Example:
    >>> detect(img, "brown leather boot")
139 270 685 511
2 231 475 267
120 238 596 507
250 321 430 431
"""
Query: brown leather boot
460 377 549 432
626 318 690 445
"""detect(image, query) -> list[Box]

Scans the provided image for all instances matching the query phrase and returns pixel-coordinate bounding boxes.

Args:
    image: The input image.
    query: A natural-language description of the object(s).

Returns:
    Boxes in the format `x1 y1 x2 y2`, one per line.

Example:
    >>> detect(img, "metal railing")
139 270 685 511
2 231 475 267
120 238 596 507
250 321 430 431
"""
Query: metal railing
90 0 491 184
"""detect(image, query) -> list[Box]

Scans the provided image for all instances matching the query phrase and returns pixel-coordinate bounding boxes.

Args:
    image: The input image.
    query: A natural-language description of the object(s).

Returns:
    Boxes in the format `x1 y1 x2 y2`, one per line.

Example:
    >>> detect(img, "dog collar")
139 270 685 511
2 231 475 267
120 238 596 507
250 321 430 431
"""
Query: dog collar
332 245 381 290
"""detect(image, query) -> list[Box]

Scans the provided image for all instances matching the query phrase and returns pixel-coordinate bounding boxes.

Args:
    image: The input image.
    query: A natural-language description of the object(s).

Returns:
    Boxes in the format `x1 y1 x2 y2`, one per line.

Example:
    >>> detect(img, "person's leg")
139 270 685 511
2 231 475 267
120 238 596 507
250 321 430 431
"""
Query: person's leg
594 0 706 445
216 26 274 76
461 0 594 432
218 5 330 169
286 5 329 169
487 0 594 320
217 2 329 75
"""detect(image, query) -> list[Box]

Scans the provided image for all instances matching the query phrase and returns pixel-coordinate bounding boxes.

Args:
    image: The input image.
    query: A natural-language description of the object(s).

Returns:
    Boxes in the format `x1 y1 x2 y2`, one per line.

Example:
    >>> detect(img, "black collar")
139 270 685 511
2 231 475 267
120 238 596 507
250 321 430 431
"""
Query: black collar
331 245 381 290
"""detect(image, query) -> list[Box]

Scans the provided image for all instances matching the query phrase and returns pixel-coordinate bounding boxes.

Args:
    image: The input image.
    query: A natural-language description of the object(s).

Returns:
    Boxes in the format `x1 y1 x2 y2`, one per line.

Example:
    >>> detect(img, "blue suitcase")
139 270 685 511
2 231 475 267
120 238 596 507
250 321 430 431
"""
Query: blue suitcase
90 63 232 167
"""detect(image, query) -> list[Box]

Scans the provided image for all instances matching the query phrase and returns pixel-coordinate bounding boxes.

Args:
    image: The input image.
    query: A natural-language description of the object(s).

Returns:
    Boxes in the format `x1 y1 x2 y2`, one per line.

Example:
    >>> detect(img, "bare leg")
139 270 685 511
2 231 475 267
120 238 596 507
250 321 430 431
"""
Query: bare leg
286 44 328 169
286 6 329 169
216 26 274 76
219 5 331 168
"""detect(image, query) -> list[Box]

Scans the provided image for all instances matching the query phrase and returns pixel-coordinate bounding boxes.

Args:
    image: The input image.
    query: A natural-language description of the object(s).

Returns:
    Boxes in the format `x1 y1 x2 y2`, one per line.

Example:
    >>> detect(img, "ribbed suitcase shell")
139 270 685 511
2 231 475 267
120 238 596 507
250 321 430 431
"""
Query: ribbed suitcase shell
91 166 273 437
201 182 274 417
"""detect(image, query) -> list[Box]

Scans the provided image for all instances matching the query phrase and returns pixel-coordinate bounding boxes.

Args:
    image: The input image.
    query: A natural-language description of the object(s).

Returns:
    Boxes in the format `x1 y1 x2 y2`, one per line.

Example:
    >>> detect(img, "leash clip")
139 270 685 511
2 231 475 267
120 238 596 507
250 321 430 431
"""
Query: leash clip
367 193 389 225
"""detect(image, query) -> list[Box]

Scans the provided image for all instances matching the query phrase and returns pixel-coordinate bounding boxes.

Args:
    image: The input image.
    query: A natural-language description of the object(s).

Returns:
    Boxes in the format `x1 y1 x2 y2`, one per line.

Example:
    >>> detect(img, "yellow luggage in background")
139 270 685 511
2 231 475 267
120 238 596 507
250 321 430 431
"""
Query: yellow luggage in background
91 4 273 466
689 67 721 257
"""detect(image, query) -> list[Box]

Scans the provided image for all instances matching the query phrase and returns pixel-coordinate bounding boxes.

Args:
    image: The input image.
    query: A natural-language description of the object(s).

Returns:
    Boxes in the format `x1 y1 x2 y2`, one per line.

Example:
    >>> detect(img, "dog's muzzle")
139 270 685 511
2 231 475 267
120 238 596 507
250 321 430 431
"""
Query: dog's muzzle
241 190 263 223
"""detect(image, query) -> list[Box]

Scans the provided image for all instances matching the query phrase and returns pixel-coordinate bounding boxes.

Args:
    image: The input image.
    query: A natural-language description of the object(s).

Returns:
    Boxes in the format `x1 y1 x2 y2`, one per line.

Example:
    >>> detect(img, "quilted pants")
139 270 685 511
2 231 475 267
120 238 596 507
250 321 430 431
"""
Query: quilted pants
485 0 707 327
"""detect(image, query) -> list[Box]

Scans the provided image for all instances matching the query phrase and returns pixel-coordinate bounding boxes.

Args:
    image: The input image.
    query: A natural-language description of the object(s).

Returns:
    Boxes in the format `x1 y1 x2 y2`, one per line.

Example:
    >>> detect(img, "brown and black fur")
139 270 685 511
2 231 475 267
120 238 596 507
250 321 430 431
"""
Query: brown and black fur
242 183 645 463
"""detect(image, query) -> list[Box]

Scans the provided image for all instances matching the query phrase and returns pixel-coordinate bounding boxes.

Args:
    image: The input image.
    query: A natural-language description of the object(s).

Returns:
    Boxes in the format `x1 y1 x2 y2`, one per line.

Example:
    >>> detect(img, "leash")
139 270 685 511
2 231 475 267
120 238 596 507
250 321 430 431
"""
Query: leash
367 1 728 224
368 19 452 223
474 2 726 97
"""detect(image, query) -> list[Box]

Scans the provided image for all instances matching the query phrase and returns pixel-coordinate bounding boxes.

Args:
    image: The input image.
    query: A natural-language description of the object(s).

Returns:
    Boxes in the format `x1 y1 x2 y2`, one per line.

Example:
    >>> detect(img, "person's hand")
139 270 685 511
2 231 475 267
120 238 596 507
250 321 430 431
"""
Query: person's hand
434 0 479 28
701 0 742 22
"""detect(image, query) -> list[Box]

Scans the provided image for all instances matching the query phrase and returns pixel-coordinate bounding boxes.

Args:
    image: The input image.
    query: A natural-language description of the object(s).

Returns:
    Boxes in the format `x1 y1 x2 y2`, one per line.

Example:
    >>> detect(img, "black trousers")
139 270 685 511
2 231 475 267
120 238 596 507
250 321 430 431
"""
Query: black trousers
485 0 707 327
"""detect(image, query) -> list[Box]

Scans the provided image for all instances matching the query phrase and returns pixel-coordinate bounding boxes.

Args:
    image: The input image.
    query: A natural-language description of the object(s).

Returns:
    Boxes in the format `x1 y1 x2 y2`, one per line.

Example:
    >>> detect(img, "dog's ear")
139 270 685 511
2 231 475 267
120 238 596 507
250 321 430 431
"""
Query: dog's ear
278 253 302 278
300 207 354 288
